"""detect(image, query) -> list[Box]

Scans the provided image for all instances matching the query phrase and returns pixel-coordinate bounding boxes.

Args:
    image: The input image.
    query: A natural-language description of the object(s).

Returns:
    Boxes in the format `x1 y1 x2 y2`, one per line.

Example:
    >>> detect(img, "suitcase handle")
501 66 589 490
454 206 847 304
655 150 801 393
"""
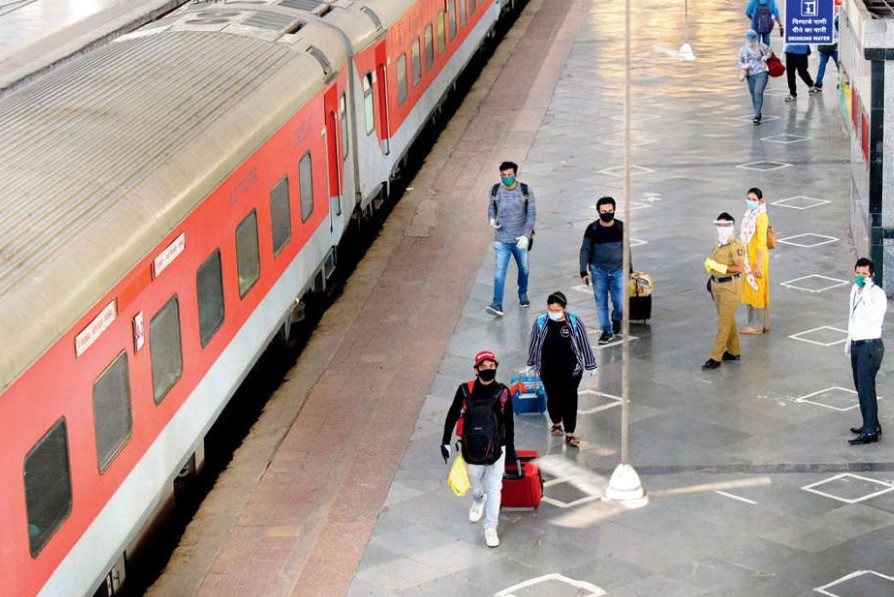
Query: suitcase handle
502 459 524 480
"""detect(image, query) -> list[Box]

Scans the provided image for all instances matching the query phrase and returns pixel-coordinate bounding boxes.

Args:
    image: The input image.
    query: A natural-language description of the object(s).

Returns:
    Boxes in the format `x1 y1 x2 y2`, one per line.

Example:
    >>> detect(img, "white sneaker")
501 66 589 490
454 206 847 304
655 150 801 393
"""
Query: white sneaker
485 527 500 548
469 498 485 522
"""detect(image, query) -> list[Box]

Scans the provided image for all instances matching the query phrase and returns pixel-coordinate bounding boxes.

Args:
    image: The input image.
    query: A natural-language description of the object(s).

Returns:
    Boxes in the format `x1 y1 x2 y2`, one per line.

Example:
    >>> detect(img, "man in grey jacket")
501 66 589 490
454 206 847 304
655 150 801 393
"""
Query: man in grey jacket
486 161 536 317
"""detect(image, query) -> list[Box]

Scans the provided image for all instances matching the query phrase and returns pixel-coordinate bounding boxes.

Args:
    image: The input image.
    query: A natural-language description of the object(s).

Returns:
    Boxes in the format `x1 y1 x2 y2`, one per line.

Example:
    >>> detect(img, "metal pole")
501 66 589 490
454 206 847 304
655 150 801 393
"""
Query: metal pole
604 0 646 509
621 0 631 467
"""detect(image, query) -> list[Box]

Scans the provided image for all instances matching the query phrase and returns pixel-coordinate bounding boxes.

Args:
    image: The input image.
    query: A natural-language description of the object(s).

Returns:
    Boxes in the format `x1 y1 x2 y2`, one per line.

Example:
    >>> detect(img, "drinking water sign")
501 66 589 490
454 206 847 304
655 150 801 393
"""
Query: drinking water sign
785 0 835 44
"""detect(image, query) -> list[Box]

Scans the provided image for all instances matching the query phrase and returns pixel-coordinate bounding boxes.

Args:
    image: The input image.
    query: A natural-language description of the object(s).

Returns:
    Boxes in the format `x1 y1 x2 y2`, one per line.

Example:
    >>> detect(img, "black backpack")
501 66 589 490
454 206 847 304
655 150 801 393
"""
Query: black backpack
460 385 503 465
754 2 774 34
491 183 535 251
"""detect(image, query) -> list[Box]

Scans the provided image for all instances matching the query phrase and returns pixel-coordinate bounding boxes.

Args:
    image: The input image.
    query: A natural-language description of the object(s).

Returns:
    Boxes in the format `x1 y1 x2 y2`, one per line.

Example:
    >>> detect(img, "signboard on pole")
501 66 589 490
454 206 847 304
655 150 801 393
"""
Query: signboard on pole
784 0 835 44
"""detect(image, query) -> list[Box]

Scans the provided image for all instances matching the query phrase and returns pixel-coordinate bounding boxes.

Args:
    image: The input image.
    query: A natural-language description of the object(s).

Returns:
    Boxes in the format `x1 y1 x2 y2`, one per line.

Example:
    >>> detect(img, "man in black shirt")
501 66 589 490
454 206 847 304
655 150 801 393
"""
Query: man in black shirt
580 197 626 344
441 350 515 547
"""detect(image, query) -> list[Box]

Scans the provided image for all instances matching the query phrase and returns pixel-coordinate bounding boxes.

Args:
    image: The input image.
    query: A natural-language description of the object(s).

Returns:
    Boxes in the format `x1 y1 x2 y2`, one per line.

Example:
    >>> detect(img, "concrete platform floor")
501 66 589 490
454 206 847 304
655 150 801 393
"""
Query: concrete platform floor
151 0 894 596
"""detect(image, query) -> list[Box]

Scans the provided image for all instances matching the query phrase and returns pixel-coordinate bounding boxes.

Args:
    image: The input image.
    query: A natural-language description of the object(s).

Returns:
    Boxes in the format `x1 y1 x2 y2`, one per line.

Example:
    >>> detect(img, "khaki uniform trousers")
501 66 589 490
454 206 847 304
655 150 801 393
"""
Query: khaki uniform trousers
711 276 743 361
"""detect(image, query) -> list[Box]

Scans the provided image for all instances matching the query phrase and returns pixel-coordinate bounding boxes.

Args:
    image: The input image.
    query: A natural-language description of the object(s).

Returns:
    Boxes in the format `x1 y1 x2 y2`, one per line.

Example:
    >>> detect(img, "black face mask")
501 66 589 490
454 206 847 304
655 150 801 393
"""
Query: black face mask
478 369 497 382
599 212 615 223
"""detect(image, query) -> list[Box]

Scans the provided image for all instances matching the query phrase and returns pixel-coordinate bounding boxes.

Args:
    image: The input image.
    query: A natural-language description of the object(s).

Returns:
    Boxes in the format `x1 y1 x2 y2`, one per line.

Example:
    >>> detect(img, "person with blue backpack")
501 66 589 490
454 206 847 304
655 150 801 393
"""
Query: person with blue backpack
527 292 597 447
745 0 782 46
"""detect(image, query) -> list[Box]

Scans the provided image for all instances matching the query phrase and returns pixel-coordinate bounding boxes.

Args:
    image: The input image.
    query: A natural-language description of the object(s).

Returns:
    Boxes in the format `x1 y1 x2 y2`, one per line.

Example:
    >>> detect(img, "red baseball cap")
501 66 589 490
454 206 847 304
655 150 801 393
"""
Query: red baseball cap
474 350 498 367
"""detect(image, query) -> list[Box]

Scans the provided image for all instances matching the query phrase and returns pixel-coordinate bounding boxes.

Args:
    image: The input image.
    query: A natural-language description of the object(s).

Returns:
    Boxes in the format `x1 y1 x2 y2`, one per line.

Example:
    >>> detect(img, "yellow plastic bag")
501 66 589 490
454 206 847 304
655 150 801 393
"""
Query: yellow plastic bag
448 454 471 496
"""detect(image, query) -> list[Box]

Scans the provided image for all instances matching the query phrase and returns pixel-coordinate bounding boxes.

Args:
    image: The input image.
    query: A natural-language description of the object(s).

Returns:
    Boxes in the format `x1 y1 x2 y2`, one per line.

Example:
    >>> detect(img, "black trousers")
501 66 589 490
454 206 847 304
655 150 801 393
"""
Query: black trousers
851 339 885 433
785 53 814 96
540 366 583 433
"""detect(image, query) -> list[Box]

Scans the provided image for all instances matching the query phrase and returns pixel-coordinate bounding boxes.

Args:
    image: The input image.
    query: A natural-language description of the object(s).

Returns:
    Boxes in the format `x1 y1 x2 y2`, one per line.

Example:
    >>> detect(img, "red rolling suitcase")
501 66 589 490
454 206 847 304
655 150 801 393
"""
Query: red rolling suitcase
502 451 543 508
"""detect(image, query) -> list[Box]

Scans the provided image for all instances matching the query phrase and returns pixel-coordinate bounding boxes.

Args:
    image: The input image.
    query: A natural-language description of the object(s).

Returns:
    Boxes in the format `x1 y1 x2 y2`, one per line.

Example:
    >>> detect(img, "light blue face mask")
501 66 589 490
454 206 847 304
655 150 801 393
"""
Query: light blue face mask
746 199 759 210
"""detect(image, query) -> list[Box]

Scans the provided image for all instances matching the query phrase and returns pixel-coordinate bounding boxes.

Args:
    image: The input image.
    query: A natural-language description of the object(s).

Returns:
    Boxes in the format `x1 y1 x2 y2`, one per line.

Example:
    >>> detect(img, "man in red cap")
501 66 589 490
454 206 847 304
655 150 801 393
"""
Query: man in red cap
441 350 516 548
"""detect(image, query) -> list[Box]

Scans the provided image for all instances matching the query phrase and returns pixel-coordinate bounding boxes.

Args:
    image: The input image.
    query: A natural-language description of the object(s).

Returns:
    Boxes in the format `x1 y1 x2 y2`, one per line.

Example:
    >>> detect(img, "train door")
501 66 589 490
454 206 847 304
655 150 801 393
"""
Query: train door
323 84 343 237
374 42 390 155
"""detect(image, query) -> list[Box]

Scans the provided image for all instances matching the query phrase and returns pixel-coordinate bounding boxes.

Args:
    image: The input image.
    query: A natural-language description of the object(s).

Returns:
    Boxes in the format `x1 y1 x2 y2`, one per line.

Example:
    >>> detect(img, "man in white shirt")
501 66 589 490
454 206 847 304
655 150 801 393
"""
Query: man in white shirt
846 258 887 445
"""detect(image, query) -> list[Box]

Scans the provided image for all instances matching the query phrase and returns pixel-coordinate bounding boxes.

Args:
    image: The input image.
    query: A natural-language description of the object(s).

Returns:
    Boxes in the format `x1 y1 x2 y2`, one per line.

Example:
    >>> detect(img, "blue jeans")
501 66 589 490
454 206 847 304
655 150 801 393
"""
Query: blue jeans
492 241 528 308
591 267 624 333
747 70 769 119
758 31 771 46
816 50 839 86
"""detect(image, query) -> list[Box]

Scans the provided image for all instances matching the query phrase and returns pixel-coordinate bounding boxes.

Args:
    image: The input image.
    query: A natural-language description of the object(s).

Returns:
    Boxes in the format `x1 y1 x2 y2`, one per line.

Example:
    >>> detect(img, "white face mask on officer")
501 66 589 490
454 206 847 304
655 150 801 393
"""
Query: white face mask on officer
715 223 735 245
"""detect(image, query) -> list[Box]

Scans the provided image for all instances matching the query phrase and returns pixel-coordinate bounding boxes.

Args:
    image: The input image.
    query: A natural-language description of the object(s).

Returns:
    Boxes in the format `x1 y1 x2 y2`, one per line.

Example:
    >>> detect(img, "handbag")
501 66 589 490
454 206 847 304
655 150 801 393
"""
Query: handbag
766 53 785 78
767 225 777 250
447 453 471 496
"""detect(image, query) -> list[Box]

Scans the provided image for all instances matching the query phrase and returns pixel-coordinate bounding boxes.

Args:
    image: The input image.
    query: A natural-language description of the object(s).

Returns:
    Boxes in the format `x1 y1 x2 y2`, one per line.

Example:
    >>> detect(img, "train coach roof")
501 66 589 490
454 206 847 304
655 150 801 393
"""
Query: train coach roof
0 15 346 392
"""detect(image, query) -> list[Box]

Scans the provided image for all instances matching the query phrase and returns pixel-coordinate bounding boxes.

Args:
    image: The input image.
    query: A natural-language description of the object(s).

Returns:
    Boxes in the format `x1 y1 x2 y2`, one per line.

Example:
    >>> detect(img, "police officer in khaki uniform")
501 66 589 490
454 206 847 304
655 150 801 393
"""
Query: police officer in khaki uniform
703 212 746 370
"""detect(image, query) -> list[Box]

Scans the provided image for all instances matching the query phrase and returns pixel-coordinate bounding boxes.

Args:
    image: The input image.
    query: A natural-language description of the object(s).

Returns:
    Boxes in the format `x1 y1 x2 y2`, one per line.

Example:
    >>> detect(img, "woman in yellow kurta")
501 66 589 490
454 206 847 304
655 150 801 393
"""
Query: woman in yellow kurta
740 187 770 333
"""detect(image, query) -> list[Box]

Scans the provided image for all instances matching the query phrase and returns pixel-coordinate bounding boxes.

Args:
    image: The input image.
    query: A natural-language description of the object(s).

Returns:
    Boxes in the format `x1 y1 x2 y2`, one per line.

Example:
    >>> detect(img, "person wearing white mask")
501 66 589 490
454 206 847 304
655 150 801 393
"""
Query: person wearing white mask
526 292 597 446
703 213 745 370
740 187 771 334
738 30 771 125
845 258 887 445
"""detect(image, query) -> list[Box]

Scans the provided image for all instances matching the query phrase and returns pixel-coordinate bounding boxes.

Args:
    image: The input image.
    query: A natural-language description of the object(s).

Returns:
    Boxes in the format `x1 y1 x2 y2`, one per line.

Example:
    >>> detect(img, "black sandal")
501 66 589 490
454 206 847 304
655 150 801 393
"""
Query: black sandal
565 435 581 447
550 424 564 437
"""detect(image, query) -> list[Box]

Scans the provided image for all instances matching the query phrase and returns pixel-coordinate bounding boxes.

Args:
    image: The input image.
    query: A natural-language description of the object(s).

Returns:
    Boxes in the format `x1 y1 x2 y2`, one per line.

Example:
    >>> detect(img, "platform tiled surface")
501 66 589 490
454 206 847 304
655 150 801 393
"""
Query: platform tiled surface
351 0 894 595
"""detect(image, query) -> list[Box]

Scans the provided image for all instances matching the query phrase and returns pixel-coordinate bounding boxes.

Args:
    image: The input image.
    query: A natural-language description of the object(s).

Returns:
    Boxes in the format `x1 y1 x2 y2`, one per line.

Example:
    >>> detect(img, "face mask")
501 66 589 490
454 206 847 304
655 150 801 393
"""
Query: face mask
478 368 497 382
599 212 615 223
855 275 867 288
548 311 564 321
746 200 758 210
501 175 515 187
716 227 734 244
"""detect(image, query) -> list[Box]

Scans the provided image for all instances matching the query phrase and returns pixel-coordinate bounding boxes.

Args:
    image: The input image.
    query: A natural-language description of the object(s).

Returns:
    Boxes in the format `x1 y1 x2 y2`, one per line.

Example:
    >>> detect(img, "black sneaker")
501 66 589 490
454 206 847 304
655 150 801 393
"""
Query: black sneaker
486 304 504 317
721 351 741 361
752 117 761 125
598 332 615 345
612 320 621 335
519 297 531 308
702 358 721 370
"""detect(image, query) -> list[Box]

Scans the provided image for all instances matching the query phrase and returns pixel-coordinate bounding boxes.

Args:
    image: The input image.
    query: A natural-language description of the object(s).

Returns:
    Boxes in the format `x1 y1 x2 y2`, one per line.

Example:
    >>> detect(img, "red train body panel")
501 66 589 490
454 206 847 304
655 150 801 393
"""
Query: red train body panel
0 0 512 595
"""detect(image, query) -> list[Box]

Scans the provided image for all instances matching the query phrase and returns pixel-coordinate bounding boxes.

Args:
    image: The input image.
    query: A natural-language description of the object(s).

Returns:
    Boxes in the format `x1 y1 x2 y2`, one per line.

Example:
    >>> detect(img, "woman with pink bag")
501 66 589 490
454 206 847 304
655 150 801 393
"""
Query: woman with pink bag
738 30 771 125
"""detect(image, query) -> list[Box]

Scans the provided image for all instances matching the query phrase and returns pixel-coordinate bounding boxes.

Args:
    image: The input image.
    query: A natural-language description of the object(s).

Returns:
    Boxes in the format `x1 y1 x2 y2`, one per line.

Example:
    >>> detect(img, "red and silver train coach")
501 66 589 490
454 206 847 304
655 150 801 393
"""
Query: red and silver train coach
0 0 517 595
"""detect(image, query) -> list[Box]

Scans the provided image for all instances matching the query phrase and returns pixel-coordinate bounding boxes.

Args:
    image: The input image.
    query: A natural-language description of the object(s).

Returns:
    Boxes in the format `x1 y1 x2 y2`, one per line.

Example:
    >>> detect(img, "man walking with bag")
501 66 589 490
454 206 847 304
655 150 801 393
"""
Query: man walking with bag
846 258 887 445
580 196 627 344
441 351 516 547
486 161 536 317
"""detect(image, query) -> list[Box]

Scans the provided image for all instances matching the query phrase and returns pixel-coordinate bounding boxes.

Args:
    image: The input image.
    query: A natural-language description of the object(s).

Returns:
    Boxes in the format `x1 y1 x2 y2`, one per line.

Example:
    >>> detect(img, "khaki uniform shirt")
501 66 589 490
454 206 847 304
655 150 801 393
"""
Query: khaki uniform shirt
709 239 745 276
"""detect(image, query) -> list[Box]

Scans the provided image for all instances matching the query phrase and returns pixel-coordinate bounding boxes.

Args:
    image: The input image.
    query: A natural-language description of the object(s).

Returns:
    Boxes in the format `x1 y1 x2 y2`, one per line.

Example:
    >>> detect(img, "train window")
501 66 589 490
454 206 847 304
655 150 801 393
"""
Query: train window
459 0 467 27
411 38 421 86
362 73 375 135
93 353 133 473
270 176 292 257
469 0 475 16
424 24 434 69
299 152 314 222
340 94 349 160
236 211 260 298
437 12 446 55
150 296 183 404
448 0 456 40
24 418 72 557
197 249 225 347
396 53 408 105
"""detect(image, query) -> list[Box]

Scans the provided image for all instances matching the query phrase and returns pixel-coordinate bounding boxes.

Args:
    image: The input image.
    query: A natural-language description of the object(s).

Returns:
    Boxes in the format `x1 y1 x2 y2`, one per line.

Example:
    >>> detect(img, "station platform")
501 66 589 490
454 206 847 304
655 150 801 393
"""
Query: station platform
148 0 894 596
0 0 185 94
